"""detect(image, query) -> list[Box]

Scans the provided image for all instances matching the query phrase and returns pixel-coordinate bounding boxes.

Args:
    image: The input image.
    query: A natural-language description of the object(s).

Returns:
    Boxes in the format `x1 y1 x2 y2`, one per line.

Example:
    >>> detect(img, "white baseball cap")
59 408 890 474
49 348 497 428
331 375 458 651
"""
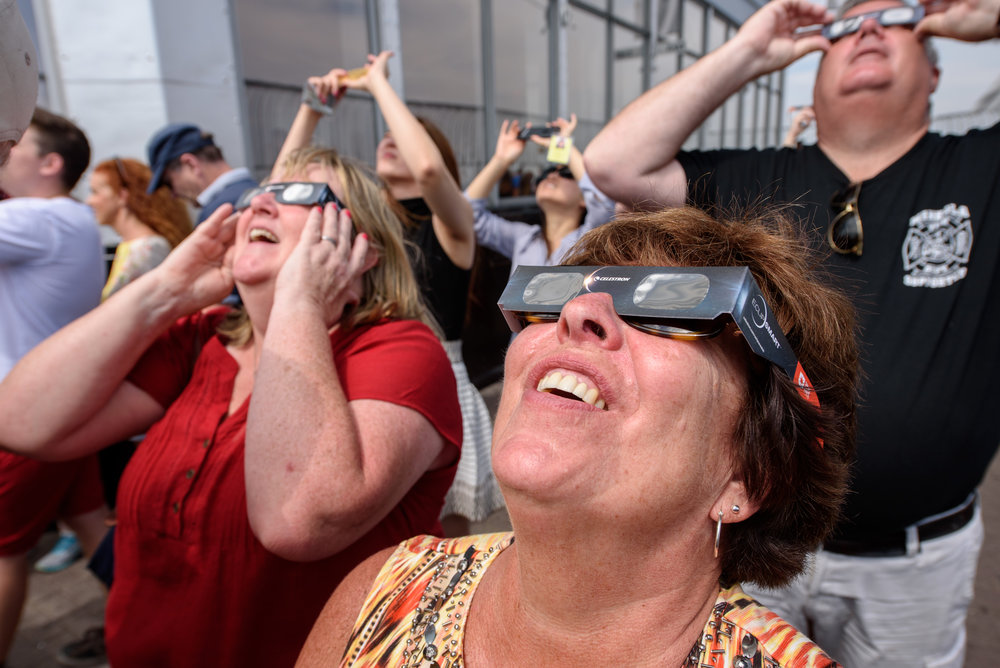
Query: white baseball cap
0 0 39 146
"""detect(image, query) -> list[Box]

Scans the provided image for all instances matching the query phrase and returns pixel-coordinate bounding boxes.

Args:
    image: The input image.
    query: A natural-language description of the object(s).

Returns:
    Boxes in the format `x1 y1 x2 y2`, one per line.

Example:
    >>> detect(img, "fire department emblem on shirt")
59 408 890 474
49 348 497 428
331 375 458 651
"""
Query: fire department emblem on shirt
901 203 973 288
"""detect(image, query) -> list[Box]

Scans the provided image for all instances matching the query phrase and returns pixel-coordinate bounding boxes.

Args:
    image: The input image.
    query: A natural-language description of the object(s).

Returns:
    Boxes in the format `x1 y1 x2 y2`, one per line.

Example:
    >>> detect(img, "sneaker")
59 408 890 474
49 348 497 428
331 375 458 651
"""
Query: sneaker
56 627 106 667
34 533 82 573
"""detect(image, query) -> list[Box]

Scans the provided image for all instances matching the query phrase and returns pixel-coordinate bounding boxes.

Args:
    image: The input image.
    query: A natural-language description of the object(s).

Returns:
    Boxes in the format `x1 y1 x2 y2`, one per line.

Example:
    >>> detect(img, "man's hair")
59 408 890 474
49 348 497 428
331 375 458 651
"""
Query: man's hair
29 107 90 191
562 207 859 588
92 157 192 247
166 139 225 172
218 146 437 346
835 0 938 65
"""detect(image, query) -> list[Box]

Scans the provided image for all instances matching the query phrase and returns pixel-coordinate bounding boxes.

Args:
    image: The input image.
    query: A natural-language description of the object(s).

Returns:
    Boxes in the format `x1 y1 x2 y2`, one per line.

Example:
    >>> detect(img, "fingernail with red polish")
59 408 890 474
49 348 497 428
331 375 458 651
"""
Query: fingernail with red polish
360 233 368 241
344 209 351 218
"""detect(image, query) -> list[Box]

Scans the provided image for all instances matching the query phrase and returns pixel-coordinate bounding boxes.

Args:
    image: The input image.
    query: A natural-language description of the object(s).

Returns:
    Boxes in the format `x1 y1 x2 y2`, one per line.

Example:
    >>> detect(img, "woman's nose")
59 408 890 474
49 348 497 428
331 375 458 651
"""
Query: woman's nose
556 292 626 350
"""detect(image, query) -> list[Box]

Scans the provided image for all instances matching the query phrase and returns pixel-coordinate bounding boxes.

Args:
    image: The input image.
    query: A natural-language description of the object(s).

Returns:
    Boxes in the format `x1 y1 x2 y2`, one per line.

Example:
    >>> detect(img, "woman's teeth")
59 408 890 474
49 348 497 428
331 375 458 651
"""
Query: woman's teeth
537 371 606 410
249 228 278 243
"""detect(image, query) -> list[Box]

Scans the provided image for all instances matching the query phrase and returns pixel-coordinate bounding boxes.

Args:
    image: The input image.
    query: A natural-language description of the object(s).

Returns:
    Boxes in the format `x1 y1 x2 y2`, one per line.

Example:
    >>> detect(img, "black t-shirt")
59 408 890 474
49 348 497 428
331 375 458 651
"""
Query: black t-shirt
398 198 471 341
678 123 1000 538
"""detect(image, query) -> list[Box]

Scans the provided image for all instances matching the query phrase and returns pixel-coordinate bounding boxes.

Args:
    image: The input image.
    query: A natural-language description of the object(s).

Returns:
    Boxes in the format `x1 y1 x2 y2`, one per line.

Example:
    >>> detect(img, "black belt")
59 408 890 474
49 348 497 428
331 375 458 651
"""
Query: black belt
823 494 977 558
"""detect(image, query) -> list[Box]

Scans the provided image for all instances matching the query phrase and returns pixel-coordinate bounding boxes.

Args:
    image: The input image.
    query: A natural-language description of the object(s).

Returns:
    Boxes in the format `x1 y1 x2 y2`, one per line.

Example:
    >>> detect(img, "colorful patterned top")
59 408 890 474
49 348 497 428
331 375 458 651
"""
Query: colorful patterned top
341 533 840 667
102 235 171 301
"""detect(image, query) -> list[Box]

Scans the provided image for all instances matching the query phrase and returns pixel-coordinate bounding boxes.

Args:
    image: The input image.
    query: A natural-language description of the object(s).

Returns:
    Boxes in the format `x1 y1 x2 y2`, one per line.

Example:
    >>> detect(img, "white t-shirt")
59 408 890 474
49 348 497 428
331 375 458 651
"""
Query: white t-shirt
0 196 103 379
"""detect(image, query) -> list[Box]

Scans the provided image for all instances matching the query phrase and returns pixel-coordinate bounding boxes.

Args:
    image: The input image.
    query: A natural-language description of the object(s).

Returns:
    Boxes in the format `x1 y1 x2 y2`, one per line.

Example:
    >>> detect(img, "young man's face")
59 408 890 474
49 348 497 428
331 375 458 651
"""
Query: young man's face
0 127 47 197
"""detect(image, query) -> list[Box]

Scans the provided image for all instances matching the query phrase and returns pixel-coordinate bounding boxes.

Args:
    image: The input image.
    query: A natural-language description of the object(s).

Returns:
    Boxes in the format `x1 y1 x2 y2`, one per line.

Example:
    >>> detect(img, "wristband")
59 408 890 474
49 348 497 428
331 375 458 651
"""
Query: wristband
301 81 337 116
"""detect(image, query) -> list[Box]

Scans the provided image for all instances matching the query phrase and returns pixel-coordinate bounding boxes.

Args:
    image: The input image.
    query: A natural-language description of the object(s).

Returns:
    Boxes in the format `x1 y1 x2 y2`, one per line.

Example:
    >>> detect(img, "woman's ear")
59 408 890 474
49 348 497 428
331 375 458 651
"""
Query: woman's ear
710 479 759 525
361 244 379 273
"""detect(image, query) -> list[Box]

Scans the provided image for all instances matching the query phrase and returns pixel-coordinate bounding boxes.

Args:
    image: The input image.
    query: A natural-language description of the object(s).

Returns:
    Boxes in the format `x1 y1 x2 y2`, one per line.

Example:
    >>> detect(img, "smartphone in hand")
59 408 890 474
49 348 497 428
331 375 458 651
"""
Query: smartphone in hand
517 126 557 141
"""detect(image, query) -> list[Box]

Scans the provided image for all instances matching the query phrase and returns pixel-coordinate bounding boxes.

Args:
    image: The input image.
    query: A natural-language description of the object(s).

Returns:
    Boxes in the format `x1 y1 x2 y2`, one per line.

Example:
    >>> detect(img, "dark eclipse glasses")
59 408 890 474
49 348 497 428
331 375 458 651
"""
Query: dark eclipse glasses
499 265 820 408
822 4 924 40
235 181 344 212
534 165 575 187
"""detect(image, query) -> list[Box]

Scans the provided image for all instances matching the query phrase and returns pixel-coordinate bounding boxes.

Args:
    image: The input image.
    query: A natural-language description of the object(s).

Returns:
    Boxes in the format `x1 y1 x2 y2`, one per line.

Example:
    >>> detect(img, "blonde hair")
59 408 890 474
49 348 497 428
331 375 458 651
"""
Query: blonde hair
219 147 436 346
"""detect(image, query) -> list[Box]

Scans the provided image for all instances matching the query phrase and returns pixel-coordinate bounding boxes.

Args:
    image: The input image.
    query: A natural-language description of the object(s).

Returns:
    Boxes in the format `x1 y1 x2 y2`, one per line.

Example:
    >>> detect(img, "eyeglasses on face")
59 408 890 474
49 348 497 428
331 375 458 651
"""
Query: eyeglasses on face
235 181 345 212
822 4 925 41
534 165 574 187
498 265 819 409
828 183 863 256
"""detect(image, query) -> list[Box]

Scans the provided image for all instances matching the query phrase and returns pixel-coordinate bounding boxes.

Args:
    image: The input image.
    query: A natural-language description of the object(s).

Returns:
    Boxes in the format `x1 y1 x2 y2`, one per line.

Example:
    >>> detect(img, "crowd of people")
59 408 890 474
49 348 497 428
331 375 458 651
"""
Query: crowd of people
1 0 999 666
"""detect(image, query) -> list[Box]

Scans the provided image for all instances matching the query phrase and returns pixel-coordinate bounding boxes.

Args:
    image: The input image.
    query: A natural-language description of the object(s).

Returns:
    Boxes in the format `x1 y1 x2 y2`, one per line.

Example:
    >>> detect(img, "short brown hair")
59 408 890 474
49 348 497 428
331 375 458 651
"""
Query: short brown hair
562 207 859 588
29 107 90 191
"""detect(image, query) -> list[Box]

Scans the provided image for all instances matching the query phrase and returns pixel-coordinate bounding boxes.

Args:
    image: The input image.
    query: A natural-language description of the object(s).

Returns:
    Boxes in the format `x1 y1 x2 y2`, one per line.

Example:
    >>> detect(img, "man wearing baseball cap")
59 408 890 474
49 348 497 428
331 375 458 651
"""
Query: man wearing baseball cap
146 123 257 224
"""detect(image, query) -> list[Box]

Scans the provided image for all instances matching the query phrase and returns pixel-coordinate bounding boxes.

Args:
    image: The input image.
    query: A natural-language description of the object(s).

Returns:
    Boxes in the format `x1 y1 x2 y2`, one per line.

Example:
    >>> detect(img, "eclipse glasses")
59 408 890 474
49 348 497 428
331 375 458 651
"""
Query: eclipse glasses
499 265 820 407
822 4 924 40
235 181 344 212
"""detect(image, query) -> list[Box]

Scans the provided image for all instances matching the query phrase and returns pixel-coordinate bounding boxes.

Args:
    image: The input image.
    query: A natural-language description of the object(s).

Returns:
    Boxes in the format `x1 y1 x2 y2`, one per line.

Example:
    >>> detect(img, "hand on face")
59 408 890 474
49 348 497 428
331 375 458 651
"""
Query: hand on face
914 0 1000 41
273 203 373 329
737 0 834 75
154 203 238 311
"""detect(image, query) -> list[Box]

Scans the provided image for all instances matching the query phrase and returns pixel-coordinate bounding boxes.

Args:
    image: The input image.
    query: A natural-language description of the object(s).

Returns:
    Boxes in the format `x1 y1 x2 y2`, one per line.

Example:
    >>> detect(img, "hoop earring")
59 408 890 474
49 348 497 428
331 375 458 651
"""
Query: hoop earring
714 510 723 559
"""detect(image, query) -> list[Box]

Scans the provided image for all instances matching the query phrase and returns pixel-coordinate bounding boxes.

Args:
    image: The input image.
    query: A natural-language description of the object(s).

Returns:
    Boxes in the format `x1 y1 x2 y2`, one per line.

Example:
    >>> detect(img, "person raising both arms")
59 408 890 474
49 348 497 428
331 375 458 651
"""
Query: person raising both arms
463 113 615 276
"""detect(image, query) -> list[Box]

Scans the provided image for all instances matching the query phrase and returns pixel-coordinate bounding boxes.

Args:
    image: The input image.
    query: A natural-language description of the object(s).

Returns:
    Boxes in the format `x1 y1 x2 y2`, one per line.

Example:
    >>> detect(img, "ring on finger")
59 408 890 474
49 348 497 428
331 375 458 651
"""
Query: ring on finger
320 235 338 246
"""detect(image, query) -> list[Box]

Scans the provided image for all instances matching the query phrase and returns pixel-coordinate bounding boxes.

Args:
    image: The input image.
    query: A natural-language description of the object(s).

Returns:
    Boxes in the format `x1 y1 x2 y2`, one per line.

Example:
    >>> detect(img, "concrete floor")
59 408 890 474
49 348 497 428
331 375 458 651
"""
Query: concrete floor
9 452 1000 667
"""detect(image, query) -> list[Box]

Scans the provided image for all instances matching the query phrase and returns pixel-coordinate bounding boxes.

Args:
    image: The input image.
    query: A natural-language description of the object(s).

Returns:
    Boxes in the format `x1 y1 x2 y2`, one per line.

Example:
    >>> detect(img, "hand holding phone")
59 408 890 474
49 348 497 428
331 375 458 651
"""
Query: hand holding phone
517 126 557 141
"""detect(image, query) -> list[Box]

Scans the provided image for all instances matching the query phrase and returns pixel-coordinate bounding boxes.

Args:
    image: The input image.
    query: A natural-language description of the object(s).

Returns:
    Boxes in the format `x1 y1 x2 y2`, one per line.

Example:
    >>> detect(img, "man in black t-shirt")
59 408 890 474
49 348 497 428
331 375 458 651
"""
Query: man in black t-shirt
585 0 1000 665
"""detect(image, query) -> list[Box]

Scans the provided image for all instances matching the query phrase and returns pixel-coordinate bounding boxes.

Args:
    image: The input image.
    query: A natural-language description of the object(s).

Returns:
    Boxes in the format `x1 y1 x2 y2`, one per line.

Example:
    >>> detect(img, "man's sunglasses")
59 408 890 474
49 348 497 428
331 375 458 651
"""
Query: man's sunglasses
498 265 819 407
822 4 924 41
235 181 344 212
534 165 574 187
828 182 863 256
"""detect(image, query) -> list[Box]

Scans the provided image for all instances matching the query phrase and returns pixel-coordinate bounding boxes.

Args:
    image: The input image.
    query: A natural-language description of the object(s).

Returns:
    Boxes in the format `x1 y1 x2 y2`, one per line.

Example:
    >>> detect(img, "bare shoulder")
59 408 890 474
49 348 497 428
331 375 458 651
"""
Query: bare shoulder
294 546 396 667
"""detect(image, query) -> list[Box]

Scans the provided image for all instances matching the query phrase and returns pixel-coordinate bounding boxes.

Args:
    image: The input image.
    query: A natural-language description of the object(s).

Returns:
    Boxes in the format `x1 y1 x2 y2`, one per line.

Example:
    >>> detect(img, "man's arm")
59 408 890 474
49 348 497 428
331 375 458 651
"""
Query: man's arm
0 206 238 459
584 0 833 210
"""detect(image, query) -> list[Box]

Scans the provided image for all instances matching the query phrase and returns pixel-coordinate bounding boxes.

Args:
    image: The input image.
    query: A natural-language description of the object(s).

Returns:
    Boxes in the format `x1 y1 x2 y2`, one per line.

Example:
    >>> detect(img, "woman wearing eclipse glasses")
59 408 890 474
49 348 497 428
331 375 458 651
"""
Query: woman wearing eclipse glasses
297 207 858 667
0 149 462 667
464 112 615 276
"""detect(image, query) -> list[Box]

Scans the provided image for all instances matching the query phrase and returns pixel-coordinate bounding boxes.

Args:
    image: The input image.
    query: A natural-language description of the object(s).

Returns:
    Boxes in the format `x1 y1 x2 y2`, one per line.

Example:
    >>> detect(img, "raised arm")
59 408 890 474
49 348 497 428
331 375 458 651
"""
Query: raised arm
0 206 238 459
244 206 451 562
269 69 347 181
584 0 833 209
346 52 476 269
465 118 529 200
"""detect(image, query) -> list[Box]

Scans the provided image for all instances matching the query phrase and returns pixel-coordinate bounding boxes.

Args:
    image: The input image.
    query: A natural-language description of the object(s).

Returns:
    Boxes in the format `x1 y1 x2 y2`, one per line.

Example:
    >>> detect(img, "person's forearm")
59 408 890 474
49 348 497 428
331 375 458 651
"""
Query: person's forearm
584 38 763 206
466 154 512 200
271 104 323 181
0 269 189 452
245 300 369 559
367 75 475 264
367 76 450 189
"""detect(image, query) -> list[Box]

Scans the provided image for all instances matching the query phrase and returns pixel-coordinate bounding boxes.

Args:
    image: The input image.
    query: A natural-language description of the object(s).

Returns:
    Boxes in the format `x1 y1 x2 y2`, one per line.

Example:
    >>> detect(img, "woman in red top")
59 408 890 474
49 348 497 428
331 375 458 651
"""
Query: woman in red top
0 149 462 667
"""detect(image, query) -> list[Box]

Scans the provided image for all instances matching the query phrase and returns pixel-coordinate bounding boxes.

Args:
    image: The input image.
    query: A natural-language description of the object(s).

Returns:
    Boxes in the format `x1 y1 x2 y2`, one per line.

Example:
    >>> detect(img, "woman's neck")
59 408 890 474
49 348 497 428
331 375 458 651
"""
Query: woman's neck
386 178 422 201
114 210 156 243
542 209 583 256
466 508 722 666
